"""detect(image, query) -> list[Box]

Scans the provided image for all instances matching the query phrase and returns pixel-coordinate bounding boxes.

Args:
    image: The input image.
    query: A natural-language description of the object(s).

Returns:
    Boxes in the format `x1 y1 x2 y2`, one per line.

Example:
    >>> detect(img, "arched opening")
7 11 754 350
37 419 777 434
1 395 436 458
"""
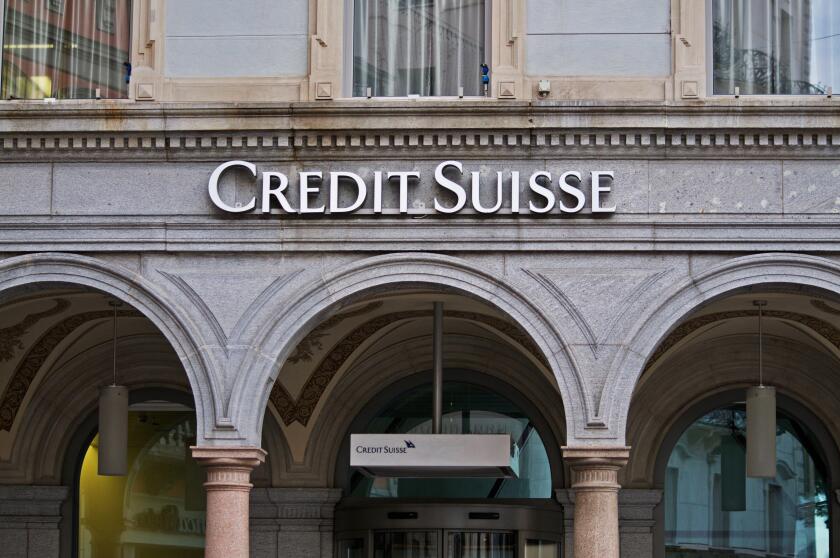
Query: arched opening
626 285 840 558
76 391 205 558
260 288 567 558
662 397 830 558
0 282 206 558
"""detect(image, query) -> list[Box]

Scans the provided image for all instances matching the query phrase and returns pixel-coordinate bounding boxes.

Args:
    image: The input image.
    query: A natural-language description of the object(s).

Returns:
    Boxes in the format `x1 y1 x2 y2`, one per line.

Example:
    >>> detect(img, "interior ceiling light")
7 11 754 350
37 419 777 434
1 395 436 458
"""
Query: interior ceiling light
746 299 777 478
98 300 129 476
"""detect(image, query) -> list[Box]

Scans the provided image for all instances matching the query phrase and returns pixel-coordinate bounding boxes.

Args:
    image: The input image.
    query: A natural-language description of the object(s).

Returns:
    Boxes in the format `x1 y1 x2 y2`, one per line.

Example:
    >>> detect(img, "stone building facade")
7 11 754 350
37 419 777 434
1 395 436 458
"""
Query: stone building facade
1 1 840 558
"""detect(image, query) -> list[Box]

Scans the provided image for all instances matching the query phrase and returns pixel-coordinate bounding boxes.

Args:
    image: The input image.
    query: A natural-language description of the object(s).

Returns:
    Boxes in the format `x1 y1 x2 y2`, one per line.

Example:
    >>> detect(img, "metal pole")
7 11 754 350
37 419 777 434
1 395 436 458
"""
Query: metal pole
433 302 443 434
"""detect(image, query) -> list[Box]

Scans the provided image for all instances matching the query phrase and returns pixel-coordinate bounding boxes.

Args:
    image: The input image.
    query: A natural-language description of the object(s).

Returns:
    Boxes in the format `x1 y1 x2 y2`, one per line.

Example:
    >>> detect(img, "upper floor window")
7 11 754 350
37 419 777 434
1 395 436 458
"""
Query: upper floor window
1 0 131 100
351 0 487 97
712 0 840 95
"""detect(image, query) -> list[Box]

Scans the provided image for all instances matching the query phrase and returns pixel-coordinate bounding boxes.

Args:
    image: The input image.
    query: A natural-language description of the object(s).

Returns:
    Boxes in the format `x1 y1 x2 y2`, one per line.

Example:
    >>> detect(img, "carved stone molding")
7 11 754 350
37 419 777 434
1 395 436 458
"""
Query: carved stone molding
1 102 839 161
0 299 70 362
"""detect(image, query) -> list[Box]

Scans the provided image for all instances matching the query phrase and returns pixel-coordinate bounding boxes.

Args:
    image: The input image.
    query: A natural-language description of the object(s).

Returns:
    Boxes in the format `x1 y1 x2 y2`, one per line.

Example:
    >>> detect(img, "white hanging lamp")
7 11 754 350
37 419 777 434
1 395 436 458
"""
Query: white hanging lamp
98 300 129 476
746 300 776 478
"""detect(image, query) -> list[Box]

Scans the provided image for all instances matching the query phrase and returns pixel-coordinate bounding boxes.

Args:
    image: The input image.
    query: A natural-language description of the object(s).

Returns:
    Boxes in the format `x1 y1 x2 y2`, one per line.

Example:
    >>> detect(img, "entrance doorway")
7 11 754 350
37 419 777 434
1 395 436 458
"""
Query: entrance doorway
335 501 561 558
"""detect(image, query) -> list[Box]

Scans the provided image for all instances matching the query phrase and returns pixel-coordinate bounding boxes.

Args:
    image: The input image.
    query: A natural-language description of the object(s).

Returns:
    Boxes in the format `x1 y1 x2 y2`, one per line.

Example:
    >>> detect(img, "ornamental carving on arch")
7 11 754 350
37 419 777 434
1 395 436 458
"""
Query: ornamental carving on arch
0 306 139 432
644 309 840 373
0 299 71 362
271 309 548 426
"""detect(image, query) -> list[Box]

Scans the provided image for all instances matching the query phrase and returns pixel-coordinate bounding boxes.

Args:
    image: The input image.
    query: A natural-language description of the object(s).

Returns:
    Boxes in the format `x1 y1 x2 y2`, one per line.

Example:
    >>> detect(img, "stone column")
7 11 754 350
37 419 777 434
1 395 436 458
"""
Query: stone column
192 447 267 558
562 447 630 558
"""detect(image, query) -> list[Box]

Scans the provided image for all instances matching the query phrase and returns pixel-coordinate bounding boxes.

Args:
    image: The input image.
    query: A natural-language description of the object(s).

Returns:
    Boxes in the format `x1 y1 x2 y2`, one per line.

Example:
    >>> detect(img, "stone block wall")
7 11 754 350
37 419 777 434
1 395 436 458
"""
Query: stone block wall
0 486 69 558
251 487 343 558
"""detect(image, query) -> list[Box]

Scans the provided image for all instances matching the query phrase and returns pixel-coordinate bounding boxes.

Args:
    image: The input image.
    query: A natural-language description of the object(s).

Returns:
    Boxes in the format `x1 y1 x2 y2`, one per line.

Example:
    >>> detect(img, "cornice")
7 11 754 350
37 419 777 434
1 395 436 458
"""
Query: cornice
0 101 838 162
0 216 838 253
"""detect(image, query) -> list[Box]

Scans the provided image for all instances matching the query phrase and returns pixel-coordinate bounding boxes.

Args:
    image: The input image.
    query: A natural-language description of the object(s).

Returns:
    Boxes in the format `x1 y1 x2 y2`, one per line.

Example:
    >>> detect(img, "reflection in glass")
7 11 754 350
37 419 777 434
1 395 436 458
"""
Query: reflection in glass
712 0 840 94
448 531 515 558
525 539 559 558
2 0 130 99
665 407 830 558
353 0 486 97
349 380 552 499
78 410 206 558
338 538 365 558
374 531 438 558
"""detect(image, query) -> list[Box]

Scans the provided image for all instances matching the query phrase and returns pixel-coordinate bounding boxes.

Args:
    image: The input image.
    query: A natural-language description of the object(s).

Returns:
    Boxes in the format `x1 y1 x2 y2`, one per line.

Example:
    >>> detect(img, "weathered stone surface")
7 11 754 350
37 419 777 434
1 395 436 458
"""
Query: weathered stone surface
650 161 783 214
0 164 52 216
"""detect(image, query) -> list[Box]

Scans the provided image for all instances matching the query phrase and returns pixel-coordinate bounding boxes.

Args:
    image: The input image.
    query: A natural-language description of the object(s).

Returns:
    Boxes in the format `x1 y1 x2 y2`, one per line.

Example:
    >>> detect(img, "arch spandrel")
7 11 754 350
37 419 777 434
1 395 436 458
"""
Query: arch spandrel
228 252 593 448
0 253 224 446
606 252 840 446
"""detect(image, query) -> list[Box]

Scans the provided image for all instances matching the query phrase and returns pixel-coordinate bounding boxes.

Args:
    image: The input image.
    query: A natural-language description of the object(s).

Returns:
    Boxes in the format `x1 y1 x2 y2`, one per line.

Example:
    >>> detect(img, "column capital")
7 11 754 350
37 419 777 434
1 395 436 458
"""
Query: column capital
562 446 630 490
191 446 266 493
191 446 267 468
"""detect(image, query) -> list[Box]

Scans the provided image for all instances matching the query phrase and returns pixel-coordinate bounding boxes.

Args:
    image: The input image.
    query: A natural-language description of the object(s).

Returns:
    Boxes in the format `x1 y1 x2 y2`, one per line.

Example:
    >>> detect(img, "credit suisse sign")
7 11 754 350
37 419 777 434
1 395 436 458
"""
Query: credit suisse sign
208 160 616 215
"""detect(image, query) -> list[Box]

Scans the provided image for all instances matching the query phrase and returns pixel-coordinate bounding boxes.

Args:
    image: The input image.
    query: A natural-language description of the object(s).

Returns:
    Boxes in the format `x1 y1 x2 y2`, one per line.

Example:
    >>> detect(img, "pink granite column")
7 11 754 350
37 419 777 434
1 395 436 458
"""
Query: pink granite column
562 447 630 558
192 447 266 558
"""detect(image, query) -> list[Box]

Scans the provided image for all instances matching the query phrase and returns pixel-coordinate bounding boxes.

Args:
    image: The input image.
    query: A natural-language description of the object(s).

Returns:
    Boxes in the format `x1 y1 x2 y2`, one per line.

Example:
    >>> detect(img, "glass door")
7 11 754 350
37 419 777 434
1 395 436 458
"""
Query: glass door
373 530 440 558
446 531 515 558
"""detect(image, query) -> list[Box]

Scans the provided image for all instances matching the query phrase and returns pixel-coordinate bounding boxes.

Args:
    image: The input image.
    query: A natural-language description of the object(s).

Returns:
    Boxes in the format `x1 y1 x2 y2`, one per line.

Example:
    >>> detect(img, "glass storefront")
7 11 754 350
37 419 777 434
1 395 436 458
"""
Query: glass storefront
664 406 830 558
78 409 205 558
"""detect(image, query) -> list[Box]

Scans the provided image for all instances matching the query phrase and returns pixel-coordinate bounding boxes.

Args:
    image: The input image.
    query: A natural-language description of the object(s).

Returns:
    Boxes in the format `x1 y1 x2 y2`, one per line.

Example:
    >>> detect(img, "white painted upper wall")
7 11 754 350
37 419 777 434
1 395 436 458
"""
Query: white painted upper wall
526 0 671 77
165 0 309 78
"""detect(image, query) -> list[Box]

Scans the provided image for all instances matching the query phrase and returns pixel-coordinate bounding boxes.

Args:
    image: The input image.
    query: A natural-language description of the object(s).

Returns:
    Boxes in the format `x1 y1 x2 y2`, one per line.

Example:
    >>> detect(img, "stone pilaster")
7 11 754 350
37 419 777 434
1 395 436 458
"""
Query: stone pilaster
561 447 630 558
250 488 343 558
192 447 266 558
0 485 68 558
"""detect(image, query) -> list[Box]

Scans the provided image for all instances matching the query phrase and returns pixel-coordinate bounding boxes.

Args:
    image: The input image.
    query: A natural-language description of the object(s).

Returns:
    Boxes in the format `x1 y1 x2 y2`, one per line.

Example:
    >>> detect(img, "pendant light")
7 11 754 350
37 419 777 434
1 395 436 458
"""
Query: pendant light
746 300 776 478
98 300 128 476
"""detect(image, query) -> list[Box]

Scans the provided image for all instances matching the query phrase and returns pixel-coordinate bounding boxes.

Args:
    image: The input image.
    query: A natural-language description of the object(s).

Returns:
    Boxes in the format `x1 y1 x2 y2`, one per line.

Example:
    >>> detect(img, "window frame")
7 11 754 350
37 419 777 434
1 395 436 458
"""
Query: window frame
704 0 836 99
341 0 493 100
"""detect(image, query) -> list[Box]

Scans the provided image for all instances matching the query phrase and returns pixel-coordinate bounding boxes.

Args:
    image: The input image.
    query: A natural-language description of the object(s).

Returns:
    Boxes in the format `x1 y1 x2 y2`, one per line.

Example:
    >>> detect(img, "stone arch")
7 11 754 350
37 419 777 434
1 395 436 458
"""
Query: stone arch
0 253 222 443
230 252 586 447
607 252 840 443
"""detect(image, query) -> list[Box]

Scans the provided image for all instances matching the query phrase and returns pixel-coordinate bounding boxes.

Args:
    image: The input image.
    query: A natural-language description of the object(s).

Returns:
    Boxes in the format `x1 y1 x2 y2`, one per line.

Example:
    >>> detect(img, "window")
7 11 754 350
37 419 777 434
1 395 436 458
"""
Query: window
351 0 487 97
664 406 830 558
348 381 552 499
711 0 840 95
1 0 131 99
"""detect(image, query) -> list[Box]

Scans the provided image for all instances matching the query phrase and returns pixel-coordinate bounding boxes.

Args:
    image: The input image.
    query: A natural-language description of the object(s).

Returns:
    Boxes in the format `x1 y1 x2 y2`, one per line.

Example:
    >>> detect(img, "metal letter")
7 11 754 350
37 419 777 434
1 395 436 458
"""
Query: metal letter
591 171 616 213
434 161 467 213
299 171 325 214
528 171 555 214
330 171 367 213
261 171 295 213
558 171 586 213
208 160 256 213
387 171 419 214
472 171 504 214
